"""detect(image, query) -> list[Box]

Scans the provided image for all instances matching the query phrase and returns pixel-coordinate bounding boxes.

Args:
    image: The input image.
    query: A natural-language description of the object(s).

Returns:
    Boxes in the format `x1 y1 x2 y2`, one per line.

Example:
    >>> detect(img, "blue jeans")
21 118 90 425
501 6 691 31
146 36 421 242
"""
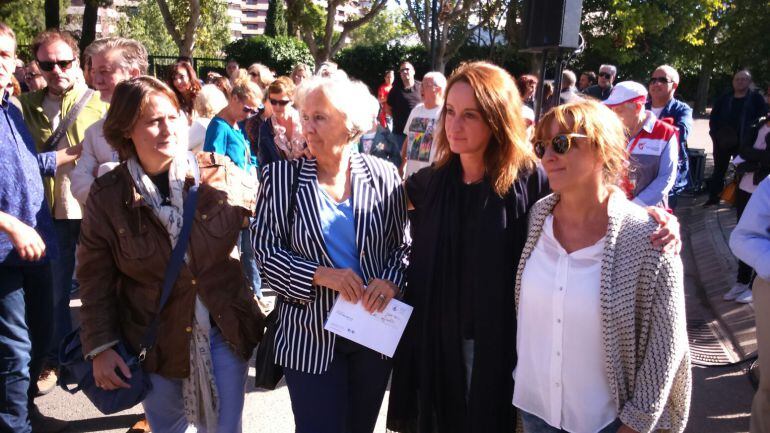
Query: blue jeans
0 263 54 433
49 219 80 362
240 227 262 298
520 410 623 433
142 327 248 433
284 338 392 433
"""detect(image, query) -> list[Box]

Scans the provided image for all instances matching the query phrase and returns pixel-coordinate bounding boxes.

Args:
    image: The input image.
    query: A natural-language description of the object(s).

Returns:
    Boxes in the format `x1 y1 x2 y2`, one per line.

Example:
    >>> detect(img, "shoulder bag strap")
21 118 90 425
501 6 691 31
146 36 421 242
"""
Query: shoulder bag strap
43 88 94 152
138 184 200 360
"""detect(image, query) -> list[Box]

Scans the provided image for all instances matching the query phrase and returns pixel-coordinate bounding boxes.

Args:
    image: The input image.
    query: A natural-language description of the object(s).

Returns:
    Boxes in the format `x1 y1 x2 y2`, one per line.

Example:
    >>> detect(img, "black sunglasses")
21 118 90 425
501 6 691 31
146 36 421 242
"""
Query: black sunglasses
598 72 613 79
534 133 588 159
37 59 75 72
649 77 673 85
242 104 264 116
269 98 290 106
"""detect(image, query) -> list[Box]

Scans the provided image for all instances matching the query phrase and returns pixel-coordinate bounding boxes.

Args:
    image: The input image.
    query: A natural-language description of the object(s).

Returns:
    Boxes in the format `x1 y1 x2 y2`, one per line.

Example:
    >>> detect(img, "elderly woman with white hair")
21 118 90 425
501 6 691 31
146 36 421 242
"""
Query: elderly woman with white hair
252 74 410 433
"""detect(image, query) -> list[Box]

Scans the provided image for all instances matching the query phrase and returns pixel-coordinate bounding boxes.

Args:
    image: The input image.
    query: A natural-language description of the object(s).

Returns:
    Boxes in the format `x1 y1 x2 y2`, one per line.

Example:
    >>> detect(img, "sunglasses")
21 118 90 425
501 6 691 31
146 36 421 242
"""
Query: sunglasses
533 133 588 159
598 72 612 79
649 77 673 85
37 59 75 72
243 104 263 116
269 98 290 106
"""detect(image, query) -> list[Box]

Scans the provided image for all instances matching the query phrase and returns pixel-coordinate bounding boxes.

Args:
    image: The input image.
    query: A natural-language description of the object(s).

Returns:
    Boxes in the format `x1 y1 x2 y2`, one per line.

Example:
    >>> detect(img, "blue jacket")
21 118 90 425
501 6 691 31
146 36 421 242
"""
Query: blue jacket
0 93 58 265
646 98 693 194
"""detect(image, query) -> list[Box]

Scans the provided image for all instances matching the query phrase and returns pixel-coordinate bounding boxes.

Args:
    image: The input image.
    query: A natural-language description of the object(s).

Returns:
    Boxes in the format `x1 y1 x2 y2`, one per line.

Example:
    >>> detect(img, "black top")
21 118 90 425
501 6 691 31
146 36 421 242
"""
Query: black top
728 96 747 130
387 81 423 135
583 83 613 101
148 171 171 205
388 158 550 433
459 181 486 339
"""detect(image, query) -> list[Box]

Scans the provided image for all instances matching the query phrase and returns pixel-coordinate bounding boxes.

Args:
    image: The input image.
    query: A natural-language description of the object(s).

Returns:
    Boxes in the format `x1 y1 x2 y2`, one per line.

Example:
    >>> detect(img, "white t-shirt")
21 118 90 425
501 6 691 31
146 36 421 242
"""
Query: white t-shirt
651 106 665 118
403 103 441 178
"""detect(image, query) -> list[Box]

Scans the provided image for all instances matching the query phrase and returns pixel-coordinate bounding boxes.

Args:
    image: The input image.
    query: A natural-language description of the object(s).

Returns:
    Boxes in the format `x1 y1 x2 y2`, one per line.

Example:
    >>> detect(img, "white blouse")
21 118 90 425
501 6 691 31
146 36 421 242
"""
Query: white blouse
513 215 617 433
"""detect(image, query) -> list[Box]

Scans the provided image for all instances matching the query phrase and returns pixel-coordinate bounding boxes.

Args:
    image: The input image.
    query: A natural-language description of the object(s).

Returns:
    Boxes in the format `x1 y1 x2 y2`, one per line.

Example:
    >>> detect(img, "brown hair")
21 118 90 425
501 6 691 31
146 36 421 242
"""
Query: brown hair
210 76 232 98
534 99 629 185
516 74 538 96
165 60 201 116
103 76 181 161
434 61 537 196
230 77 262 104
267 76 296 98
31 29 79 61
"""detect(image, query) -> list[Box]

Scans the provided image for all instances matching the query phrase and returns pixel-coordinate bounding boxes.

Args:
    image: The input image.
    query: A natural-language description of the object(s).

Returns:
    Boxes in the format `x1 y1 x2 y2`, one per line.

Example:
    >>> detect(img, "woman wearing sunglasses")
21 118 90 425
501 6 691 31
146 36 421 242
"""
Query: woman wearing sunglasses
512 99 691 433
387 62 682 433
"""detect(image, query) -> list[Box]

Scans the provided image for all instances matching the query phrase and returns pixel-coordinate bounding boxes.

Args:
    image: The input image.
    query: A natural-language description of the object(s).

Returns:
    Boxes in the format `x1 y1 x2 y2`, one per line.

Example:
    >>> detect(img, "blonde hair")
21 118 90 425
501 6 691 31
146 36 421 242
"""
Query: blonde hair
435 61 537 196
231 77 263 103
535 99 629 185
194 84 228 118
247 63 275 90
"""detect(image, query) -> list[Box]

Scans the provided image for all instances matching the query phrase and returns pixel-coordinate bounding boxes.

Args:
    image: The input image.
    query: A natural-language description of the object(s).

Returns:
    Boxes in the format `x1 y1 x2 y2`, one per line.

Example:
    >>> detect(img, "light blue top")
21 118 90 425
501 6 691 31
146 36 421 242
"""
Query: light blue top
203 116 254 171
317 186 362 277
730 175 770 280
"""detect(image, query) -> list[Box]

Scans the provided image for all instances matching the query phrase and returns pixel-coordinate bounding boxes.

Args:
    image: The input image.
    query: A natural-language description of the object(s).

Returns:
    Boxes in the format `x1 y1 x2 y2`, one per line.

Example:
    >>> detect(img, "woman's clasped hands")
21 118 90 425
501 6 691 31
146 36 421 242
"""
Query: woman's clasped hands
313 267 398 313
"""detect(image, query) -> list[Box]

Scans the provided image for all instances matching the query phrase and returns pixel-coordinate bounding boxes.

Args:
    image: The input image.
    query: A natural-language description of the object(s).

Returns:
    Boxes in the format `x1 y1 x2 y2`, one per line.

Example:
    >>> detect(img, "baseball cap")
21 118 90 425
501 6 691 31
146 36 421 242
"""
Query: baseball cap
603 81 648 107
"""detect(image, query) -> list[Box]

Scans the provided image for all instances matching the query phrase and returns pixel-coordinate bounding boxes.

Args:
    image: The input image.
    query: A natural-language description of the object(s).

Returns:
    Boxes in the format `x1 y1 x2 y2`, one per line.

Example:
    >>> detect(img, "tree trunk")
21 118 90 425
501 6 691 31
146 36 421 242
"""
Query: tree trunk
695 54 712 116
80 1 99 53
45 0 59 29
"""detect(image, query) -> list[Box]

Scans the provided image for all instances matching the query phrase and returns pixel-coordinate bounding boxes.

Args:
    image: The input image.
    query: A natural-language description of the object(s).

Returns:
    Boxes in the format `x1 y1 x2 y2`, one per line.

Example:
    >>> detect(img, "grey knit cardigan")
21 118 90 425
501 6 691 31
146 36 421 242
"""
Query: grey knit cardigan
514 192 692 433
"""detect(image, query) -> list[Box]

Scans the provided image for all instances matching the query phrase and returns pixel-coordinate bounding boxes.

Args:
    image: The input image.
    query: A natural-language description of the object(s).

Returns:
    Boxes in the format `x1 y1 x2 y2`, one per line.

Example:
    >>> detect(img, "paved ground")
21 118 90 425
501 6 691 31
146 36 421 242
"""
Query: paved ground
35 118 760 432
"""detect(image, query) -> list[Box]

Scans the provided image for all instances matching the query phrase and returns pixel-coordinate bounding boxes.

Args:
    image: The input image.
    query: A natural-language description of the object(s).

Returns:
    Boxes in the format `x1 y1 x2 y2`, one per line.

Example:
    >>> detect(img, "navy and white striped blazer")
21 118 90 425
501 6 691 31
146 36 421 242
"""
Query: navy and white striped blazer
251 152 410 374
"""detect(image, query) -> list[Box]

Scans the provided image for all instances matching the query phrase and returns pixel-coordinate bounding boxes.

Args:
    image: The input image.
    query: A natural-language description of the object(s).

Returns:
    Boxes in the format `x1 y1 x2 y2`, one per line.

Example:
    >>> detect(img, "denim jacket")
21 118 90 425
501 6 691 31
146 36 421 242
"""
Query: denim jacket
646 98 693 194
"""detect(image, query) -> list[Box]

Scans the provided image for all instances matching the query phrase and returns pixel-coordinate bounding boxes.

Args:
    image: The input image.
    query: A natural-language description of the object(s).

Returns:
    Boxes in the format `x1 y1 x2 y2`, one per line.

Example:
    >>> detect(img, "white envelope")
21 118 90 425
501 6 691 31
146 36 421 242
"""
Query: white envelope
324 296 413 357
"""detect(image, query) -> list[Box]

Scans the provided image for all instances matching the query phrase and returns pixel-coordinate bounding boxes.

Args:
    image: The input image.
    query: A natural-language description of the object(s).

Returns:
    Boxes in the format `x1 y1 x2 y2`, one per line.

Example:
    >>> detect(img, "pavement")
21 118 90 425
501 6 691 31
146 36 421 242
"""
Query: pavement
35 119 760 432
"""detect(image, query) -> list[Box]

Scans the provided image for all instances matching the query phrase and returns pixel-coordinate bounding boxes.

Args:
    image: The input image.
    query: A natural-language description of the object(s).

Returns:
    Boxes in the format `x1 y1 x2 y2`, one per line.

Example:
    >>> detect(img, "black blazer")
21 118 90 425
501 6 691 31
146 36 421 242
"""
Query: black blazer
251 152 410 373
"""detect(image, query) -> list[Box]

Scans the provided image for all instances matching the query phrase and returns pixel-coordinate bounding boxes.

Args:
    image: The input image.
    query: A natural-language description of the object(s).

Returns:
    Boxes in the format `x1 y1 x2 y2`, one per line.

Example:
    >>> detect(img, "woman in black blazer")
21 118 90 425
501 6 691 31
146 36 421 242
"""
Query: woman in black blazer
251 74 409 433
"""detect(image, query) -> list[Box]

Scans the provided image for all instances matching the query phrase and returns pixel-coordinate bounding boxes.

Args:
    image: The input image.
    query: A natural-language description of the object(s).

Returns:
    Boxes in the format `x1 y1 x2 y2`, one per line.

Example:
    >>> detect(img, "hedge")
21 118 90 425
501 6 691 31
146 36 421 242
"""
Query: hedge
223 36 314 77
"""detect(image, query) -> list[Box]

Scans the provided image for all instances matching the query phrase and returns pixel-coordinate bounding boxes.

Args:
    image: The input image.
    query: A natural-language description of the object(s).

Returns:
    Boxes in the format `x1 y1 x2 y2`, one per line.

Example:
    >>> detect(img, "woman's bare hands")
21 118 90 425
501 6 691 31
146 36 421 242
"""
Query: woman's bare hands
363 279 398 313
92 348 131 390
313 266 365 303
647 207 681 254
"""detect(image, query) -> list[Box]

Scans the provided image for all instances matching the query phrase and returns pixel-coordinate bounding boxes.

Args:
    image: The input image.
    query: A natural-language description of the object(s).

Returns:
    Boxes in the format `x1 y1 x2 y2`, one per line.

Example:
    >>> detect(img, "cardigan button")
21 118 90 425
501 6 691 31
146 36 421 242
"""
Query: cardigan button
191 279 197 286
118 228 125 234
218 200 224 205
202 214 208 220
185 326 192 333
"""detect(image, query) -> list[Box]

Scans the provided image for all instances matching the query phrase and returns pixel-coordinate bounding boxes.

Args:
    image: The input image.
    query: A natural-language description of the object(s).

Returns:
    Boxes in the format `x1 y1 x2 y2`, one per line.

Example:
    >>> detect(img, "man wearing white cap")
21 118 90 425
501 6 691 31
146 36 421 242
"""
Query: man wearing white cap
605 81 679 208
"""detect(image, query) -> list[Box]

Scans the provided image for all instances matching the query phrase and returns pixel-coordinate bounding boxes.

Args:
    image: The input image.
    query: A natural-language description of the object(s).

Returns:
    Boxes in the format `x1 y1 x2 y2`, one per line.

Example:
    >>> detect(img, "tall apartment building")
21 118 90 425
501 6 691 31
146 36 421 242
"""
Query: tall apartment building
66 0 368 43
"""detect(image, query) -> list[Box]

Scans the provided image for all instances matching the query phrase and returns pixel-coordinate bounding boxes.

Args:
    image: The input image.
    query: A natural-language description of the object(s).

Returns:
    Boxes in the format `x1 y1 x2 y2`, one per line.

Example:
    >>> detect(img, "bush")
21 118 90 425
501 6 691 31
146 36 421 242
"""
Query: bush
335 41 531 94
224 36 314 77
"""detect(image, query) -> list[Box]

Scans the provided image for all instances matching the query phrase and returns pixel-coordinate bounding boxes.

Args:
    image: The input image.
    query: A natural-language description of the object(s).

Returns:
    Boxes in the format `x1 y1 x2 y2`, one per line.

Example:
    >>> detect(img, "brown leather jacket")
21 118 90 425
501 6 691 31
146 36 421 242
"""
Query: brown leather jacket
77 152 264 379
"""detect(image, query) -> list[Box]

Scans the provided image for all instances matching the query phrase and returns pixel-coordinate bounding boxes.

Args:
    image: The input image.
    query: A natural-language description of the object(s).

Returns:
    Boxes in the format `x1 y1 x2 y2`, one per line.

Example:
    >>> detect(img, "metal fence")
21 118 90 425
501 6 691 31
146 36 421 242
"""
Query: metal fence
148 56 228 80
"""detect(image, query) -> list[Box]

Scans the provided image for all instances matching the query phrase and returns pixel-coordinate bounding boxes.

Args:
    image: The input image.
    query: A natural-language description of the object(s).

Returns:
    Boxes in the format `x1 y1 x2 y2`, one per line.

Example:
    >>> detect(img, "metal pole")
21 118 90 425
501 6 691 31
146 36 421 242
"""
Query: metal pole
534 49 549 122
430 0 438 70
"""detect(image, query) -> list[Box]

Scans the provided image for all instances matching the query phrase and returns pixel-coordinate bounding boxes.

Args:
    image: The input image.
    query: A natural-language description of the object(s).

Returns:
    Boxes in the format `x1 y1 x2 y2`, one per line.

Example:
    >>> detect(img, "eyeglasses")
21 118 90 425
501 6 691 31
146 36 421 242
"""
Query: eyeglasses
649 77 673 85
598 72 612 79
37 59 75 72
243 104 264 116
533 133 588 159
269 98 290 106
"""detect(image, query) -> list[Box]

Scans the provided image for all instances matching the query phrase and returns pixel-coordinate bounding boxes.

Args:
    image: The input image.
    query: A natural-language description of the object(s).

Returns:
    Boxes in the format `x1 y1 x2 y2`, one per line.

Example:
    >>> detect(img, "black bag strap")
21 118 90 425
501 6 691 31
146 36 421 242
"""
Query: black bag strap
138 184 200 361
287 159 303 243
44 88 94 152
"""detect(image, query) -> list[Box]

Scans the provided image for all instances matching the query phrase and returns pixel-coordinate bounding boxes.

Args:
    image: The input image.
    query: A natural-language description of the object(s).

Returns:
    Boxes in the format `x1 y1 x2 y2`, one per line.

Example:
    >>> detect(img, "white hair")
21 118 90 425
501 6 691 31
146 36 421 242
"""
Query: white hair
655 64 680 84
194 84 228 119
295 74 379 143
600 64 617 76
423 71 447 90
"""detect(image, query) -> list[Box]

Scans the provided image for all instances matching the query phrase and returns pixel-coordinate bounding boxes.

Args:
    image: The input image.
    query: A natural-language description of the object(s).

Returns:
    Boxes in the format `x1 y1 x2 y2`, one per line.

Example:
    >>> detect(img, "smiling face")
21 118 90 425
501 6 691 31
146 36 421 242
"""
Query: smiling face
91 48 135 102
172 66 191 94
130 92 185 174
443 81 492 158
300 88 350 157
36 39 79 96
538 118 603 194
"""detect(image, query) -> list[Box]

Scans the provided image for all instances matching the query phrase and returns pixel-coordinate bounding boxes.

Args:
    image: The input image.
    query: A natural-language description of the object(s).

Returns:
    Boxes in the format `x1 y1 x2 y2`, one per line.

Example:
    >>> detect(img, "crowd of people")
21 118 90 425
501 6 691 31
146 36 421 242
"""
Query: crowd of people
0 19 768 433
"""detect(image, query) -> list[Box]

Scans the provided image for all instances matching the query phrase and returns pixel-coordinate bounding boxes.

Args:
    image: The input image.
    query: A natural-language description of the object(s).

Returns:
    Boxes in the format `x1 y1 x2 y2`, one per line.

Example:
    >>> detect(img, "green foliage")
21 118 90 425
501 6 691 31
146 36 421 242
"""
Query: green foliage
115 0 229 57
347 8 414 47
0 0 68 55
265 0 288 37
334 41 530 93
224 35 314 76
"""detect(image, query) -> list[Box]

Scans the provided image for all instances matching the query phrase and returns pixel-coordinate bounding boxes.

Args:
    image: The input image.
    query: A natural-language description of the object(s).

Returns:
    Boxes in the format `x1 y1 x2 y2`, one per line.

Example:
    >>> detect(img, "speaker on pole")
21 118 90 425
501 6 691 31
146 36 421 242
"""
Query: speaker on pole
521 0 583 52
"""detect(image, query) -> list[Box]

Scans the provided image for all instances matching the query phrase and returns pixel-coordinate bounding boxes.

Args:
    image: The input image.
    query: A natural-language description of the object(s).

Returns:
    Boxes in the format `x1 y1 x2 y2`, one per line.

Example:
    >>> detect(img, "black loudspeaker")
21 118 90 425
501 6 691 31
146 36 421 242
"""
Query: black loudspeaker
521 0 583 52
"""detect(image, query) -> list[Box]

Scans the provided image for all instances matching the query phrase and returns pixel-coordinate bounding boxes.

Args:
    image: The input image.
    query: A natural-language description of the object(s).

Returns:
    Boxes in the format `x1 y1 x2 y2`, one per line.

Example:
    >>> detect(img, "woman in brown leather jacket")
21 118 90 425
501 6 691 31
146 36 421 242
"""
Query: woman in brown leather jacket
76 76 263 433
